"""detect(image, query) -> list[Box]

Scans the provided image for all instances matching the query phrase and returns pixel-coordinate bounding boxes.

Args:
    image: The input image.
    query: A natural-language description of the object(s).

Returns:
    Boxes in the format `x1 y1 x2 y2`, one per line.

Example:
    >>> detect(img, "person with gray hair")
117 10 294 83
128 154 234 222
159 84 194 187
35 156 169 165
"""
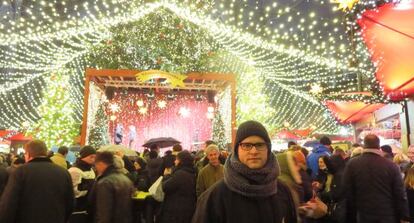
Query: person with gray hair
196 144 224 197
0 140 74 223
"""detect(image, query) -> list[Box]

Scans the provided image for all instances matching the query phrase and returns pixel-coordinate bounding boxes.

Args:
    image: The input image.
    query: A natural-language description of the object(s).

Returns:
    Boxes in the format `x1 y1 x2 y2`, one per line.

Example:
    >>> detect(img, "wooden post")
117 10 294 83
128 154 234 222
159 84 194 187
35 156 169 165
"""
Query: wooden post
231 80 237 146
80 74 91 146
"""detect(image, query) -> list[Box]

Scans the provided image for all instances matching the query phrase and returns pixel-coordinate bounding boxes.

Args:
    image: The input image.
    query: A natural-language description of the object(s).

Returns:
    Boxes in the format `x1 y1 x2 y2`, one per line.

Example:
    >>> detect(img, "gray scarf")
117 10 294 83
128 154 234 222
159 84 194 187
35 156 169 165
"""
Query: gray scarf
224 153 279 197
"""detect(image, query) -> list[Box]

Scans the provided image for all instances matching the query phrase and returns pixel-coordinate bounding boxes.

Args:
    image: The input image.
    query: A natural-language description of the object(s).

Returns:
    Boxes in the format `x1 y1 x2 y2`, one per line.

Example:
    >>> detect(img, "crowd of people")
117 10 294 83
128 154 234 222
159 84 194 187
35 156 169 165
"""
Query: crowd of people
0 120 413 223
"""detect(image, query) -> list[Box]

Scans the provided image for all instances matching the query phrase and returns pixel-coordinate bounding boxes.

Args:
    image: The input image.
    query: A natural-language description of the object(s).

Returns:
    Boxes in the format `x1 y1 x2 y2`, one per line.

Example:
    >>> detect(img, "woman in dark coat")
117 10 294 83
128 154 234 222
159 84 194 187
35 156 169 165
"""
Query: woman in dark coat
159 150 197 223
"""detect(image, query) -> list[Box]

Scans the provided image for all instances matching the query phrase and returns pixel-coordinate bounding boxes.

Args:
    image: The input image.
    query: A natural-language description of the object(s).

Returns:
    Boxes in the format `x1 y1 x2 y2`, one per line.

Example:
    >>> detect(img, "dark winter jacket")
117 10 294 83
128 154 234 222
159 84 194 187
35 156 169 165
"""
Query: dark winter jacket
160 166 197 223
89 165 135 223
147 157 164 185
0 166 8 197
319 155 346 203
192 180 297 223
307 144 331 179
133 169 150 192
343 150 410 223
299 169 313 202
406 187 414 223
0 157 74 223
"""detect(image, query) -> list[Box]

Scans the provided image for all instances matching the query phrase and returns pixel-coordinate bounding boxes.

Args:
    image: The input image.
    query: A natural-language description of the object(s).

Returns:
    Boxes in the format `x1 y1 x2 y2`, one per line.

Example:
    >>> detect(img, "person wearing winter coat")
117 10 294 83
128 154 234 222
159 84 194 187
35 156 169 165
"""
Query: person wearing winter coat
147 150 164 185
276 151 304 222
159 150 197 223
0 140 74 223
89 151 134 223
343 134 410 223
315 155 346 223
307 137 331 179
192 121 297 223
404 167 414 223
68 146 97 223
196 144 224 197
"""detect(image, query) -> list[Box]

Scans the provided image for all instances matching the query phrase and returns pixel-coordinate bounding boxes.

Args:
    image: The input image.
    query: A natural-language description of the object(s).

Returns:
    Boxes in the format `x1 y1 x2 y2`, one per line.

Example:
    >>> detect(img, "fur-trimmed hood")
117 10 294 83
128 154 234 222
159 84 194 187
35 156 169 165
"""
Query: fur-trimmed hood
276 151 302 185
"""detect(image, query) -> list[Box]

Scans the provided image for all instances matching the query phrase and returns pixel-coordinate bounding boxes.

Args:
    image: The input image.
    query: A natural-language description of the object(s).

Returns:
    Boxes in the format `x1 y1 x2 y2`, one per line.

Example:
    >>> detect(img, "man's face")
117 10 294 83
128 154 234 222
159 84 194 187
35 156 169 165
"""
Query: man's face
83 154 96 165
207 150 220 166
238 136 268 169
95 161 107 176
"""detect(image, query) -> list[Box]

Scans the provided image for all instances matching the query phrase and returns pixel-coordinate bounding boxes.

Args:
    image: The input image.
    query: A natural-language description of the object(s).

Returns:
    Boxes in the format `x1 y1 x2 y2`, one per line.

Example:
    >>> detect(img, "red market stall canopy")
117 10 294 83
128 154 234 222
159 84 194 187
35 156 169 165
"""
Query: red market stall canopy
275 128 312 140
7 133 32 142
324 98 384 124
276 129 301 140
358 1 414 100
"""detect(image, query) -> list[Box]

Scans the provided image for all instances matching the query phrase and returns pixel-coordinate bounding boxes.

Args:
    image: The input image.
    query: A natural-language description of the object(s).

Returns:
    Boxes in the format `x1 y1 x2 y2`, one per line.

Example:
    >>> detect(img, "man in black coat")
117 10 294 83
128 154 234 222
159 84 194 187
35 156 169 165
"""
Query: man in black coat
89 151 134 223
192 121 297 223
0 140 74 223
343 134 410 223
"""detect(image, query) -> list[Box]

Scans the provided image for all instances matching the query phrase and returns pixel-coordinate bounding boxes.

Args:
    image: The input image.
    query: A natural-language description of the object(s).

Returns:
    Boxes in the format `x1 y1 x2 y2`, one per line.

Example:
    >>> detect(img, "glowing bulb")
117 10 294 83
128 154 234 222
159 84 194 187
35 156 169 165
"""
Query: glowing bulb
109 103 120 112
110 115 117 121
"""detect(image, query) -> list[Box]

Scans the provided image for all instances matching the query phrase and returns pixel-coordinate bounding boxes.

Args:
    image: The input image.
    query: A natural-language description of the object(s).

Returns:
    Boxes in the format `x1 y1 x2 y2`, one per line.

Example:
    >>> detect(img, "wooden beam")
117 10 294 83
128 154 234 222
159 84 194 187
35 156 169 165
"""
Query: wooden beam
80 75 91 146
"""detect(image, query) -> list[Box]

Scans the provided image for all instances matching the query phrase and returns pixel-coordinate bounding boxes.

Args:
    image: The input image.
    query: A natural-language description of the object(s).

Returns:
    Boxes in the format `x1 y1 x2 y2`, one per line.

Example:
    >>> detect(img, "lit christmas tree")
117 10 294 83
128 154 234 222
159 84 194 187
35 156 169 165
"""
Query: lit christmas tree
88 102 110 148
27 74 79 148
212 111 227 150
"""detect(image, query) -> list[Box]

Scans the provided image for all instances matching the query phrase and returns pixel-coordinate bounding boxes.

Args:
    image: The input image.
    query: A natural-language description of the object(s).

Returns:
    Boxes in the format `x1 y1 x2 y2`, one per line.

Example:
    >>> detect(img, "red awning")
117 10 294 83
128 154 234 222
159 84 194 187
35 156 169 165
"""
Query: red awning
293 129 312 138
325 100 384 124
358 1 414 100
276 129 301 140
7 133 32 142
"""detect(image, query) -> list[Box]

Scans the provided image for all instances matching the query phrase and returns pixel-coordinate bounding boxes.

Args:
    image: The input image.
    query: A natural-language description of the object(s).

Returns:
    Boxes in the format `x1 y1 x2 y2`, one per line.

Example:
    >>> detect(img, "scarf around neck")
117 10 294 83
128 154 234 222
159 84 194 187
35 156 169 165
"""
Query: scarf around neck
224 153 279 197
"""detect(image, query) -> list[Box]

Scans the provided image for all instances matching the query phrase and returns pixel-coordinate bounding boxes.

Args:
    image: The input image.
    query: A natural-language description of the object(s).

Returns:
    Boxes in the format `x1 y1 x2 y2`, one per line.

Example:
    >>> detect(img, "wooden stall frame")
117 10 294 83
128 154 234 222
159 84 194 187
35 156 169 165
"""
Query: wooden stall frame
80 68 237 146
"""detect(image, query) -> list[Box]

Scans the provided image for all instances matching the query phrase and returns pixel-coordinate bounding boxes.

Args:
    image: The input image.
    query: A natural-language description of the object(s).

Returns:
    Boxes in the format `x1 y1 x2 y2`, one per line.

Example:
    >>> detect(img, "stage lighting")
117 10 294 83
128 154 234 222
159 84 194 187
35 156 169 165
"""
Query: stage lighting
146 90 155 100
167 92 176 101
195 93 203 101
110 115 117 121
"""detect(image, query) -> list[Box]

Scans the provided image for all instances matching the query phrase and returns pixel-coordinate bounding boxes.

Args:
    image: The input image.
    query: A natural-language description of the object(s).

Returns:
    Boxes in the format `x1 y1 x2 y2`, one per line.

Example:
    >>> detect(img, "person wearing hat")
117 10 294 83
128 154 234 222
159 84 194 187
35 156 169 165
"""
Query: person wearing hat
196 144 224 197
68 145 97 223
192 120 297 223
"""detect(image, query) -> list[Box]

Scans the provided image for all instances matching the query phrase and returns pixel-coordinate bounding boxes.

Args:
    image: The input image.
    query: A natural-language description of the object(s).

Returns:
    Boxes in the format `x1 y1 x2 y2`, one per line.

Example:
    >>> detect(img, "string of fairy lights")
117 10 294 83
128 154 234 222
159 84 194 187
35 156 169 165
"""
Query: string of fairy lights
0 0 392 134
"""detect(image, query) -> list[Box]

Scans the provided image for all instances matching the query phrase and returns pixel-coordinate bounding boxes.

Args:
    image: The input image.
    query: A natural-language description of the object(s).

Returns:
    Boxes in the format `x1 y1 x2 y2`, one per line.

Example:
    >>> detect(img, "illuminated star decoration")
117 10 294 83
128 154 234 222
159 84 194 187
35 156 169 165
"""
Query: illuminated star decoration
333 0 360 11
139 107 148 115
157 100 167 109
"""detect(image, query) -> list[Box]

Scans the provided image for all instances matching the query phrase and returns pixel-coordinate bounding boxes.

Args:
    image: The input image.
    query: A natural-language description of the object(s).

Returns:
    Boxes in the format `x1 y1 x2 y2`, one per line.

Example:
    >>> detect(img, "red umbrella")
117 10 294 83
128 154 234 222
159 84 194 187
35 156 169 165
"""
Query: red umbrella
357 1 414 100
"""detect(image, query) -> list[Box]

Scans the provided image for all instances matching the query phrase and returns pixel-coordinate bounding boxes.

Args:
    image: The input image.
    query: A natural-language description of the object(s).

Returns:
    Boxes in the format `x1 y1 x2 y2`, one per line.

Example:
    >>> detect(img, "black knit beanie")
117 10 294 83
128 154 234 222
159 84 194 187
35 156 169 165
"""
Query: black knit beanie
234 121 271 157
79 145 96 159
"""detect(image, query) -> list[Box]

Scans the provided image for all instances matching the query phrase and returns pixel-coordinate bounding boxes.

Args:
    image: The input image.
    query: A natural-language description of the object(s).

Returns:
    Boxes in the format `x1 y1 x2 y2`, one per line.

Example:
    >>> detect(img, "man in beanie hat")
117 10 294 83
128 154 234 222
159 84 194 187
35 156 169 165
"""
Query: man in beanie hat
192 121 297 223
68 145 97 223
196 144 224 197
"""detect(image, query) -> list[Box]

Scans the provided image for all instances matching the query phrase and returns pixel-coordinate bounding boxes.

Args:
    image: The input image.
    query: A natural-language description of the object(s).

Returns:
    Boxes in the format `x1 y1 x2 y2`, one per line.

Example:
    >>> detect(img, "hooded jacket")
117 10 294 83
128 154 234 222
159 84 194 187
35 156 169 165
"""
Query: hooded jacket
307 144 331 179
